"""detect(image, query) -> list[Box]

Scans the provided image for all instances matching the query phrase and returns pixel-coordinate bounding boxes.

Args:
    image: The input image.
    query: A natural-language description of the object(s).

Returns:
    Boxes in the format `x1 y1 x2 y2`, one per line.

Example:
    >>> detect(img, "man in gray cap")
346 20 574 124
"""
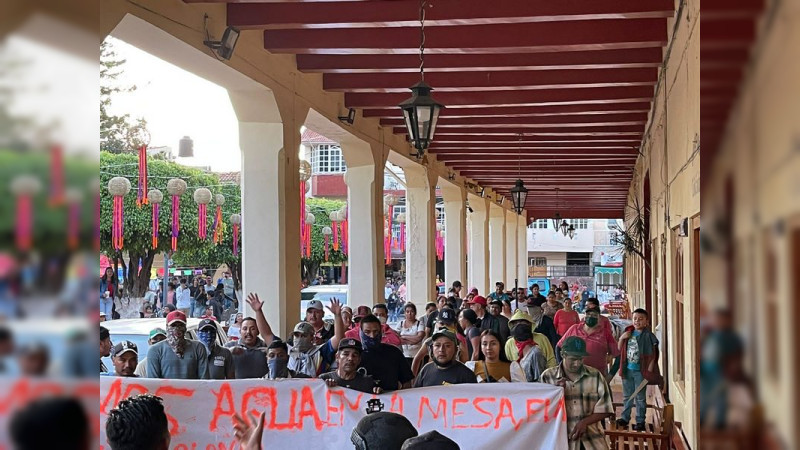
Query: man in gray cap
289 299 334 346
134 327 166 377
103 341 139 377
402 431 460 450
351 411 417 450
413 329 477 387
321 338 381 394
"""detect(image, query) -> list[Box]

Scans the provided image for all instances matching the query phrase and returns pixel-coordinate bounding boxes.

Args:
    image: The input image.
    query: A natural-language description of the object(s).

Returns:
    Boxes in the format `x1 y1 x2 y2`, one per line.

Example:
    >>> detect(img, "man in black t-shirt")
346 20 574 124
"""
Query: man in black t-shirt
414 330 477 387
358 315 414 391
321 338 381 394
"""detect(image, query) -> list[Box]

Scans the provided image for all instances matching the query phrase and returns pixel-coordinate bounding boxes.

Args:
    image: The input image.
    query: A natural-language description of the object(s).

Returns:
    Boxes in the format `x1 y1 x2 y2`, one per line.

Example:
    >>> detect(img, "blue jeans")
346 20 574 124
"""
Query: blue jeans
99 297 113 318
621 369 647 424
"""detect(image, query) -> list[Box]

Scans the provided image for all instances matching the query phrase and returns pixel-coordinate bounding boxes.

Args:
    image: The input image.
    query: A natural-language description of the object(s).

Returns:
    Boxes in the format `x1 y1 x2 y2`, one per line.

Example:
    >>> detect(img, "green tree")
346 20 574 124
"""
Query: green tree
100 40 148 153
100 151 241 296
302 197 348 281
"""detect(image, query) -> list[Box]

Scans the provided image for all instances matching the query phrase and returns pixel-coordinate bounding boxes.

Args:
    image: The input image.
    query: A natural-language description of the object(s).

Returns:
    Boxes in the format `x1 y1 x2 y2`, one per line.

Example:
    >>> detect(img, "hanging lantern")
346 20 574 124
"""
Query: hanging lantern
65 187 82 250
567 224 576 240
148 189 163 249
330 210 341 251
396 213 406 253
194 188 213 240
384 194 398 250
299 160 312 253
339 204 348 254
49 145 64 206
230 214 241 256
304 212 315 258
322 226 333 261
560 220 569 236
136 144 149 207
435 222 444 261
212 193 225 244
107 176 132 251
384 225 392 265
10 176 40 251
510 179 528 215
399 81 444 158
167 178 187 251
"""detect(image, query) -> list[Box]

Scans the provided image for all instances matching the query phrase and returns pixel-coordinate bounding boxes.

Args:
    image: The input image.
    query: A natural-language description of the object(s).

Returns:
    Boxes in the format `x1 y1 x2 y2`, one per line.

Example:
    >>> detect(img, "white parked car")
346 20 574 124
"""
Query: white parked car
101 318 228 370
300 284 348 321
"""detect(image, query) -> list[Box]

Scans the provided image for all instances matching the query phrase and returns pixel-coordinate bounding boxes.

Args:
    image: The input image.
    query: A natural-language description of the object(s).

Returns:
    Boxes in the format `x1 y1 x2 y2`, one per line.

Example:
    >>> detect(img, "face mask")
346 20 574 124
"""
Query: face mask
359 329 382 351
378 316 387 325
167 325 187 357
585 317 599 328
197 329 215 351
294 336 312 352
268 357 289 379
511 324 533 342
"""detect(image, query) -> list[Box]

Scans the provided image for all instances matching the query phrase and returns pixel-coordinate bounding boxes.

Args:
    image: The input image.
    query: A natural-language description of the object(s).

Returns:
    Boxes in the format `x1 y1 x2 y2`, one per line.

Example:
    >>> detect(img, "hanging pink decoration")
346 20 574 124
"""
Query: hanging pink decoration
299 160 312 256
49 145 64 206
11 175 41 251
435 223 445 261
339 205 349 255
107 177 131 251
194 188 212 240
384 225 392 265
231 214 241 257
148 189 163 249
384 194 398 250
305 213 315 258
330 210 341 251
137 145 148 207
65 188 82 250
167 178 187 252
322 226 332 262
212 194 225 244
396 213 406 253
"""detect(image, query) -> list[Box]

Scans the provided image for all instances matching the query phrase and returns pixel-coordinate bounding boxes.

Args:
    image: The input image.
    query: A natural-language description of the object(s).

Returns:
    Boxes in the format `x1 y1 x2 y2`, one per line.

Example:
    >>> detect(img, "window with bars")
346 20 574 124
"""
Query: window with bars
529 257 547 267
312 144 346 173
672 228 685 384
569 219 589 229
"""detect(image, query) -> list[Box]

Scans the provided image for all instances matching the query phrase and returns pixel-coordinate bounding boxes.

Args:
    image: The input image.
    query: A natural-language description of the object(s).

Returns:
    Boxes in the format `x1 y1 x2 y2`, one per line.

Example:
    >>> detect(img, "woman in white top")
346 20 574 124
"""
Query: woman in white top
395 303 425 364
227 313 243 340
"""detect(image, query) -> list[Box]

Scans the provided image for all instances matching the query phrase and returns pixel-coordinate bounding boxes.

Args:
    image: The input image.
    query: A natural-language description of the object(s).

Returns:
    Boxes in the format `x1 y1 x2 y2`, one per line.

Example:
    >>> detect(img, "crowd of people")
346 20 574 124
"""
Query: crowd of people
99 276 659 450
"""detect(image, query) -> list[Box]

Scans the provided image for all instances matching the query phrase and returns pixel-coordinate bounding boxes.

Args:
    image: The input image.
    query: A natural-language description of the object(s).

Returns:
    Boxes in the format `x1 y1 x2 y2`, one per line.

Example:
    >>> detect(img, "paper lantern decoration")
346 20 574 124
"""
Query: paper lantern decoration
230 214 241 256
330 210 341 251
384 225 392 265
396 213 406 253
435 222 445 261
299 160 312 253
167 178 187 251
148 189 163 249
136 145 148 207
107 176 132 251
322 226 333 261
194 188 212 240
65 188 82 250
212 193 225 244
340 205 348 255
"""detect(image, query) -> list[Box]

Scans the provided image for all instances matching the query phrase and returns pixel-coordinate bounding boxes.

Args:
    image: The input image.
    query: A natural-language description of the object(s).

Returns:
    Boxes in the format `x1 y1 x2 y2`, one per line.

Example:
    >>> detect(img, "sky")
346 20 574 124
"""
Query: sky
103 36 241 172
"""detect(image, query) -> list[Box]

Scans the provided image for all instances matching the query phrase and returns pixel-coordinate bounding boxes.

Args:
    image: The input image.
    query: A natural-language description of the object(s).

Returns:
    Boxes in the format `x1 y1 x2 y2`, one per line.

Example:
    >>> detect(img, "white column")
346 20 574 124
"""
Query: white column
488 203 507 286
505 209 518 288
341 139 388 306
518 212 528 288
441 184 467 289
467 194 490 296
231 89 303 338
404 165 437 304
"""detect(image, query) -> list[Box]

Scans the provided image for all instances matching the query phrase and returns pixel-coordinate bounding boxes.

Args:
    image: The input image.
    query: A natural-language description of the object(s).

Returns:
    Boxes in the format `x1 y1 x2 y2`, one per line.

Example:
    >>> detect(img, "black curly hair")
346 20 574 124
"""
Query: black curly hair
10 397 89 450
106 394 169 450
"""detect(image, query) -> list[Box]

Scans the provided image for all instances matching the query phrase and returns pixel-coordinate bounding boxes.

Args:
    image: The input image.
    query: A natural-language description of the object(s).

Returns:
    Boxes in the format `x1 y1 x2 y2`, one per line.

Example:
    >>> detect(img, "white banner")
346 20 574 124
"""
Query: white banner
99 377 568 450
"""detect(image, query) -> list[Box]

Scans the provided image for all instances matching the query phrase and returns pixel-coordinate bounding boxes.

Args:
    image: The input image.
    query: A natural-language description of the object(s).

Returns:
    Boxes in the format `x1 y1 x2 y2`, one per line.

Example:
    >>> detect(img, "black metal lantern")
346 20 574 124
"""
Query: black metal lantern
510 179 528 215
567 224 576 239
560 220 569 236
399 81 443 157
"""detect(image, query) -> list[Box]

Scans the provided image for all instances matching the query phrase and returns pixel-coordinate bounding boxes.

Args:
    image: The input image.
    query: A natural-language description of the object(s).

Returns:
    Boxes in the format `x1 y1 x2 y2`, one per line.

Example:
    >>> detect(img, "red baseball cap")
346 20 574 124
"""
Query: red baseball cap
166 310 187 326
468 296 487 307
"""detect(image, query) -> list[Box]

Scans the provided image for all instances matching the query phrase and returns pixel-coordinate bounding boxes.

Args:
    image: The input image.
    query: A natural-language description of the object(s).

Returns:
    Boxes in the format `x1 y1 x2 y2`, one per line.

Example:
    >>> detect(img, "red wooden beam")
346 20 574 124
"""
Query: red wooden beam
430 141 639 148
324 68 658 92
395 125 643 135
362 102 652 118
264 19 668 54
431 134 642 142
229 0 673 30
346 86 656 108
380 113 648 127
297 49 664 73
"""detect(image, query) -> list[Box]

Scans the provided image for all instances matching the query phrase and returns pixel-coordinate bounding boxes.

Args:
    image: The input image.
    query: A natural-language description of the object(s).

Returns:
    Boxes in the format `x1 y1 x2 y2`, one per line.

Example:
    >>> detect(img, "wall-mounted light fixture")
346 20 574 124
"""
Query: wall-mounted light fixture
338 108 356 125
203 15 240 60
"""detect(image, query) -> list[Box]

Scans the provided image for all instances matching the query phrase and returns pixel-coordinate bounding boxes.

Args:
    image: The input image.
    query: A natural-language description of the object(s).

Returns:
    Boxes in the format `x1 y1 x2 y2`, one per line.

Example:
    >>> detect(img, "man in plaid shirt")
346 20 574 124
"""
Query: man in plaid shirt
542 336 615 450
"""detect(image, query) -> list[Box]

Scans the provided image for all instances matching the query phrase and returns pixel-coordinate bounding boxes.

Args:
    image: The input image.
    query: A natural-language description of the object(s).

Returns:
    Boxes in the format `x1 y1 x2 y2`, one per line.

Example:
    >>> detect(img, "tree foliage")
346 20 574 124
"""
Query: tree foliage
100 40 148 154
100 151 241 295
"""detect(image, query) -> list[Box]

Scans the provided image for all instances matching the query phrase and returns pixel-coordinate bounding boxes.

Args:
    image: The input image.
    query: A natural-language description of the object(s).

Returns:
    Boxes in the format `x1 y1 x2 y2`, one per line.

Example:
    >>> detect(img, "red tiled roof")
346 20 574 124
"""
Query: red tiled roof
301 129 337 144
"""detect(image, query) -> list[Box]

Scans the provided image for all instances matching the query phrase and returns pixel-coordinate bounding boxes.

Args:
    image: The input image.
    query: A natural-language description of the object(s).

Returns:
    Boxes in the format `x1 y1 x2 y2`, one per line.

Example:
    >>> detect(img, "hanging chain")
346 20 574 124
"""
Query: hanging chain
419 0 427 80
518 132 523 179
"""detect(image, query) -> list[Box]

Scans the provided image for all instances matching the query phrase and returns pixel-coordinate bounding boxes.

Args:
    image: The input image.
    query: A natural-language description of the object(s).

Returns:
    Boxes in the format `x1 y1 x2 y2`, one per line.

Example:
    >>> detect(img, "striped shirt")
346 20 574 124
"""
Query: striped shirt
541 363 614 450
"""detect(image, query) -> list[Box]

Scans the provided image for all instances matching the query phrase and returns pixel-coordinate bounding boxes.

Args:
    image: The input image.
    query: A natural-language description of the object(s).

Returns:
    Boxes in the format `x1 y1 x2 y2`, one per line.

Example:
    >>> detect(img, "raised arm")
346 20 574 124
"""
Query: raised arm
326 298 344 350
246 293 275 344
